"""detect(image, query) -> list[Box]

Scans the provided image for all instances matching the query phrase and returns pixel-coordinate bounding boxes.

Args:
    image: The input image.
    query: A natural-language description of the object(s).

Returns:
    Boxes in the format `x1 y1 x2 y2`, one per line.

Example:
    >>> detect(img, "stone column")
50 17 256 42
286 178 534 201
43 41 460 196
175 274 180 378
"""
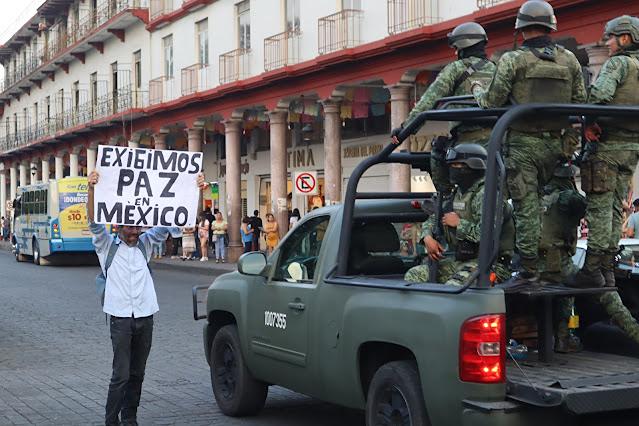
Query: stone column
87 145 97 174
224 119 243 262
389 85 411 192
30 161 39 185
19 162 28 188
0 167 6 219
10 165 17 200
154 131 168 150
188 127 203 152
323 101 342 205
269 111 289 238
41 158 50 183
69 150 79 177
586 44 610 82
55 154 64 180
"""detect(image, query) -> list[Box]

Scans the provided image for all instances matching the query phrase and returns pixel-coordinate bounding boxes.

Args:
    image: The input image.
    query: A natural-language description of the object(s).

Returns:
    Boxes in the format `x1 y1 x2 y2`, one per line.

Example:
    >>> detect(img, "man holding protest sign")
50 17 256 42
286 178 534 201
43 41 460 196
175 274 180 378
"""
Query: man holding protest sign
87 145 208 426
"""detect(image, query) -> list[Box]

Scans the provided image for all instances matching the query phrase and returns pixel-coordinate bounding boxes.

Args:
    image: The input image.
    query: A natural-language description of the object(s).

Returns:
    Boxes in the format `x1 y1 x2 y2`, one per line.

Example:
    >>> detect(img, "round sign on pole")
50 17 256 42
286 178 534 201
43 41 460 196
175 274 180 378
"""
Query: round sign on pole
294 171 318 195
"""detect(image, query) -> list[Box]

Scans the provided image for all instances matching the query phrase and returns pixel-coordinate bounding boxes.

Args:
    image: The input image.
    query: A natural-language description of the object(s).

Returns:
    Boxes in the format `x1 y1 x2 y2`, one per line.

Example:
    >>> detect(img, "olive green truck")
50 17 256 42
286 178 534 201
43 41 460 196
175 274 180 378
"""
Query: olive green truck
193 104 639 426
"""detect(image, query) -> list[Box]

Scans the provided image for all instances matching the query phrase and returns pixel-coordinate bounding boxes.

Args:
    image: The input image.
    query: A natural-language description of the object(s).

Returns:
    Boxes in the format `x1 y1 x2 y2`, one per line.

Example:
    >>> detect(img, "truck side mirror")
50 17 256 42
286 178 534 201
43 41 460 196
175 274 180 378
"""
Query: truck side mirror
238 252 267 276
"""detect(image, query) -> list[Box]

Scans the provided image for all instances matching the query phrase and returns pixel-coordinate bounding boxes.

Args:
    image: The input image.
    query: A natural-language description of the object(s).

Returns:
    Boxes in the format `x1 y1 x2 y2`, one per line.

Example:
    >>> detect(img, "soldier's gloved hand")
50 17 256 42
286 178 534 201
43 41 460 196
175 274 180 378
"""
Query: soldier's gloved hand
391 125 404 144
584 123 602 142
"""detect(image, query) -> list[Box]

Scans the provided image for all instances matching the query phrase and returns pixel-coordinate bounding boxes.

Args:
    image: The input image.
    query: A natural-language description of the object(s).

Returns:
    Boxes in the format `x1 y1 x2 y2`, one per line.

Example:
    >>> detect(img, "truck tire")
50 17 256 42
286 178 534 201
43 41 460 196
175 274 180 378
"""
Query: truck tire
33 239 41 265
210 324 268 417
365 361 430 426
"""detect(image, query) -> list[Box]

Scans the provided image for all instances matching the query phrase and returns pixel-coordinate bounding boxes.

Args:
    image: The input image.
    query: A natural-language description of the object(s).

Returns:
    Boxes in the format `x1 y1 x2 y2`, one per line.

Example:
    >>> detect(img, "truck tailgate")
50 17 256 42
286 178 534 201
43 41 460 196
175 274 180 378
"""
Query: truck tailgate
507 351 639 414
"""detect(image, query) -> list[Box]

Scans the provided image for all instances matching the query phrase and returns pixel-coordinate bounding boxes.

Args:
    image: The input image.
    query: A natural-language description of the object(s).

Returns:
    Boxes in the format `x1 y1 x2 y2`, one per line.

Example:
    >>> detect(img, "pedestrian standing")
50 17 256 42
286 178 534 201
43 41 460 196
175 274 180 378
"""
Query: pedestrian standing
471 0 587 283
211 211 227 263
289 208 301 230
198 214 210 261
572 16 639 288
250 210 263 251
87 169 209 426
263 213 279 255
391 22 495 193
0 216 5 241
623 199 639 238
241 216 254 253
181 226 196 260
204 207 215 248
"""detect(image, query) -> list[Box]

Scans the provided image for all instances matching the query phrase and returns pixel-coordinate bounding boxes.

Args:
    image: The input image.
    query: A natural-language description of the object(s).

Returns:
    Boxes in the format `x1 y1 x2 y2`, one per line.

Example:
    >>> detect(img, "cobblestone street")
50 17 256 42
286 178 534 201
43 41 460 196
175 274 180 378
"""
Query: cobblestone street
0 249 363 425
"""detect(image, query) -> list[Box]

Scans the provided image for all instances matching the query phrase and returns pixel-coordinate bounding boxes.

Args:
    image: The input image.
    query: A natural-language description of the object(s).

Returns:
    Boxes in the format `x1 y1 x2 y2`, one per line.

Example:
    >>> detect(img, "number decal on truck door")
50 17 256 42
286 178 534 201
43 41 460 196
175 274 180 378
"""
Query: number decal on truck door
264 311 287 330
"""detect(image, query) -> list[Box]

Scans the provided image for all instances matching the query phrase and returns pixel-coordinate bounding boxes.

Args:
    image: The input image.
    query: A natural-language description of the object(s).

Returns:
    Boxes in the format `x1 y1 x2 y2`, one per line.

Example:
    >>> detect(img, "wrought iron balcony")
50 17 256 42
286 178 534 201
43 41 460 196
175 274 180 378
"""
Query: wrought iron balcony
181 63 212 96
149 76 179 105
318 9 363 55
219 48 251 85
387 0 441 35
150 0 176 20
477 0 511 9
264 29 302 71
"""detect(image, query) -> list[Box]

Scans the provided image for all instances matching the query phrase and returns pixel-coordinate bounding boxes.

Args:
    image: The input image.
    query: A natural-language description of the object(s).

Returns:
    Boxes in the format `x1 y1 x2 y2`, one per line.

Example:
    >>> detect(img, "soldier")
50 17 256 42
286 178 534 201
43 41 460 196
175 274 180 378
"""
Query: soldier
391 22 495 193
470 0 587 283
572 16 639 288
405 144 514 284
538 164 586 352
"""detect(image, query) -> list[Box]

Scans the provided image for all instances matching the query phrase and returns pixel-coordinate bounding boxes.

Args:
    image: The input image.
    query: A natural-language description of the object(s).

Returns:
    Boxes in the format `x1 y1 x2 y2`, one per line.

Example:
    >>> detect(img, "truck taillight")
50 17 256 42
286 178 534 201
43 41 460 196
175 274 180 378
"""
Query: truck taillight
459 314 505 384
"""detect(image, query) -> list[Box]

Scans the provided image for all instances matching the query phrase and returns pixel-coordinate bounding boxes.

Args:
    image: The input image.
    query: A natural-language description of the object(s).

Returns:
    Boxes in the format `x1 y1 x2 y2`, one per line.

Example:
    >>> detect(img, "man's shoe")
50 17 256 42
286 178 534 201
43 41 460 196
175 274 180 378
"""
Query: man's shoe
568 269 605 288
120 420 138 426
555 335 583 353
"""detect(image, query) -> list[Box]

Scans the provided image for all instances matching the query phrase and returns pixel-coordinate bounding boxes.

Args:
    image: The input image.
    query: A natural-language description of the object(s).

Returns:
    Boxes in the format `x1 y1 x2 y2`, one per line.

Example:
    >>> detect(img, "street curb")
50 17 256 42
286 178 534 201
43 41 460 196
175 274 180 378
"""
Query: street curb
150 260 235 277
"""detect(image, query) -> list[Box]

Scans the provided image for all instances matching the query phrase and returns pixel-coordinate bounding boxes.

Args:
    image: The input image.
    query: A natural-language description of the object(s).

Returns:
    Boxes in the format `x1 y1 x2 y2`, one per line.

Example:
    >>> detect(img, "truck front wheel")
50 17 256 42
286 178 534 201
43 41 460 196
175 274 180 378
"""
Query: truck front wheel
365 361 430 426
210 324 268 417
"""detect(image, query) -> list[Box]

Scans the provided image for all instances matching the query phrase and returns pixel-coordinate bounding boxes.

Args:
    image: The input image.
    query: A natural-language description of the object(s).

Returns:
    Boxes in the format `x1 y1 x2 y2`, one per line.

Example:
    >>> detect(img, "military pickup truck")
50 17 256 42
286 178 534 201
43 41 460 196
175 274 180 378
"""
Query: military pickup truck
194 103 639 426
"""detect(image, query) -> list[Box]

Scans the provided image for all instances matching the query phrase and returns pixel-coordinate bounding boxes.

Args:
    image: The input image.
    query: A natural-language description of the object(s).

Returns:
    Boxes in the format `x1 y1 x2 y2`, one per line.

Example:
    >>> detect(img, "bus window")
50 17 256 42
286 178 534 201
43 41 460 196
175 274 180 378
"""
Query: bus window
42 190 48 215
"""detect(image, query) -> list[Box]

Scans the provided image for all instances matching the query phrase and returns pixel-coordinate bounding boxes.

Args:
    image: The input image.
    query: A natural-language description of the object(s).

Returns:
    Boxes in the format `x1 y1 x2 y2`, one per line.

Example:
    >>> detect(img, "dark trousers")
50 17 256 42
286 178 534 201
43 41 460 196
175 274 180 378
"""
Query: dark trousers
243 241 253 253
105 315 153 426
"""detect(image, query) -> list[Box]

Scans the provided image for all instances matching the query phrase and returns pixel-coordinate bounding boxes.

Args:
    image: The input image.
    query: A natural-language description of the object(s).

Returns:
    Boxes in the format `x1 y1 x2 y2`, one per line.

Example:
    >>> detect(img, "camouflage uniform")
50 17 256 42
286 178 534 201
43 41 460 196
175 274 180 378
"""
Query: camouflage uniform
405 58 495 193
404 179 514 284
472 44 587 275
582 49 639 277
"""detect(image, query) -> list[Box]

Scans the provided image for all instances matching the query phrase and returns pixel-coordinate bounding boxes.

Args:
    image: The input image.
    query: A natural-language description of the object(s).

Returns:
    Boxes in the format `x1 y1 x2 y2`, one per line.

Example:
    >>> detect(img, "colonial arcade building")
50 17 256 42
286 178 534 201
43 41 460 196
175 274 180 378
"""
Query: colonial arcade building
0 0 636 260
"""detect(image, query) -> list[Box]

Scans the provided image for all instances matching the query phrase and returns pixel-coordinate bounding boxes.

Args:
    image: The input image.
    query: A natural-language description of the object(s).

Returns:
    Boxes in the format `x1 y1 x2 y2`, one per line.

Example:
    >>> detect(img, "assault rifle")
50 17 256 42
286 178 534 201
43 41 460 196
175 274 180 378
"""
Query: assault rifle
422 190 454 282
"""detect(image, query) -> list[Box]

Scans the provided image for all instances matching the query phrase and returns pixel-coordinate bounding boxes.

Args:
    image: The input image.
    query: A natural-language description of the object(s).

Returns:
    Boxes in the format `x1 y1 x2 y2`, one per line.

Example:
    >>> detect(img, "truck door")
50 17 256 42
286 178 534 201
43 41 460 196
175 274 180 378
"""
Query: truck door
247 214 330 393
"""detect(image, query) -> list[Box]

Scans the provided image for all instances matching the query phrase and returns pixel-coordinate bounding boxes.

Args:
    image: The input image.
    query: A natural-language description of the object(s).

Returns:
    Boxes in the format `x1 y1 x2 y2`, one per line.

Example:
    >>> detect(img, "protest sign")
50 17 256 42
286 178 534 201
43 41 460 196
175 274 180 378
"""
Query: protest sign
94 145 203 227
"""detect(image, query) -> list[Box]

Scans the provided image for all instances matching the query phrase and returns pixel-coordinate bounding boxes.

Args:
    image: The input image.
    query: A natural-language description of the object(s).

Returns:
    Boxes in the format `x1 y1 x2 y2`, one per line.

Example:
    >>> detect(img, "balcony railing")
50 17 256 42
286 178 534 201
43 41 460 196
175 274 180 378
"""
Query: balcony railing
150 0 176 20
264 29 301 71
219 48 251 85
477 0 511 9
149 76 178 105
1 0 148 96
387 0 441 35
181 63 212 96
318 10 363 55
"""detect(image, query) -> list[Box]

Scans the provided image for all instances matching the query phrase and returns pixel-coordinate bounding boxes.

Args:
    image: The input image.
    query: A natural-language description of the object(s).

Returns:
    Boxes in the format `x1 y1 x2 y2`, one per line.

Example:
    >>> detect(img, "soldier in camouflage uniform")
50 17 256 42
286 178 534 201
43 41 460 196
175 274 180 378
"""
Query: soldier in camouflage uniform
391 22 495 193
405 144 514 284
572 16 639 289
470 1 587 282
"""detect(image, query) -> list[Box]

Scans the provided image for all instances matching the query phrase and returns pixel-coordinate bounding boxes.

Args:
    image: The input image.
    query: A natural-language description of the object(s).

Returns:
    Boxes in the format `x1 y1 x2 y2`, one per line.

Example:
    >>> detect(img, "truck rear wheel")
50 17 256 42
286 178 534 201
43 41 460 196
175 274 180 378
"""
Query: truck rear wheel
32 239 41 265
365 361 430 426
210 324 268 417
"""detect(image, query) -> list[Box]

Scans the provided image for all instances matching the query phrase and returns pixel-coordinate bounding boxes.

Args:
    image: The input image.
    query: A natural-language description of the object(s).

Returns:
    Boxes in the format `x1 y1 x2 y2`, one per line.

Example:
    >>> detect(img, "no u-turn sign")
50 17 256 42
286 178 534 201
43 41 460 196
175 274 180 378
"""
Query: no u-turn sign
294 171 318 196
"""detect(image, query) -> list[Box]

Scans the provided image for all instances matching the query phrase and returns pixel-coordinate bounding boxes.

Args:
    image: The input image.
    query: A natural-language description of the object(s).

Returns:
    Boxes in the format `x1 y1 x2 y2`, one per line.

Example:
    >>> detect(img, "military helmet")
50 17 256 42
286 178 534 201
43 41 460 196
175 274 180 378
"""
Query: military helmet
604 15 639 44
447 22 488 50
515 1 557 31
445 144 488 170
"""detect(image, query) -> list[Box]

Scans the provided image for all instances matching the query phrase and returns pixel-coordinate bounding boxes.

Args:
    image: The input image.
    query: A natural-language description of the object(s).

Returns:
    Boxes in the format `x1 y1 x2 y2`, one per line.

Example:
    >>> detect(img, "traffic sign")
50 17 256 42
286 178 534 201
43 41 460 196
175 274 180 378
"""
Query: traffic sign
294 171 318 196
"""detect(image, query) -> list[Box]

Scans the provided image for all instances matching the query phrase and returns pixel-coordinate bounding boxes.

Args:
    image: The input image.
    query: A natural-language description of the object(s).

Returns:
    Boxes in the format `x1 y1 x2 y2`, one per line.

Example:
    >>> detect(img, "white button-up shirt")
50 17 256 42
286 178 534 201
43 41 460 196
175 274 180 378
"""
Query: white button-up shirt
90 222 181 318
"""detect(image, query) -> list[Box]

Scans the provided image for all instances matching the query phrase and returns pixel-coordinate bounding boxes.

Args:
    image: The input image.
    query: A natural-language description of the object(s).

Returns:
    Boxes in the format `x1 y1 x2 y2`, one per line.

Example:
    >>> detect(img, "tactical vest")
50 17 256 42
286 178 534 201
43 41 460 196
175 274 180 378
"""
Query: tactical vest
453 57 496 139
449 181 515 258
510 46 574 132
600 55 639 132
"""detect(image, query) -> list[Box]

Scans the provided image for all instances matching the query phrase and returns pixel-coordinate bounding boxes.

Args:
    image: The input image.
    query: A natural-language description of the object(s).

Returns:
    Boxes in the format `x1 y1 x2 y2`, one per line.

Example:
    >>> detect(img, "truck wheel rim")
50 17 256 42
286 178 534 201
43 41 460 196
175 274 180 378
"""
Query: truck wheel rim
375 385 411 426
216 342 237 399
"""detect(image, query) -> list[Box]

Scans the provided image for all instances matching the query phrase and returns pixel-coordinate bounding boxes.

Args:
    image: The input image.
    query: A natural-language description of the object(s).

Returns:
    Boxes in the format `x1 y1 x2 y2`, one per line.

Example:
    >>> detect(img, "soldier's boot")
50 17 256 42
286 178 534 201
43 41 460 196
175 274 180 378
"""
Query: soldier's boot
569 252 606 288
601 254 617 288
508 256 542 286
600 292 639 345
554 324 583 353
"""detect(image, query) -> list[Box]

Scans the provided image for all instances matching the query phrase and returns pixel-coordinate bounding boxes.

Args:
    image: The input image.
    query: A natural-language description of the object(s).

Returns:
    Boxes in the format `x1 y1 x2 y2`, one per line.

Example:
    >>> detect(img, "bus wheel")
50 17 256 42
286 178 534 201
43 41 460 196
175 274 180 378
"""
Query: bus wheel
33 239 41 265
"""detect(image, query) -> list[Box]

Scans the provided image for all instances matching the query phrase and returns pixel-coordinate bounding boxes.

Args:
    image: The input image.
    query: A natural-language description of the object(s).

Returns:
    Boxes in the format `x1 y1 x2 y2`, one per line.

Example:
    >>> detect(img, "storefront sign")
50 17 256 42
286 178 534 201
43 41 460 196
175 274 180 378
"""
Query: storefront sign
343 143 384 158
94 145 203 227
294 171 318 196
288 148 315 169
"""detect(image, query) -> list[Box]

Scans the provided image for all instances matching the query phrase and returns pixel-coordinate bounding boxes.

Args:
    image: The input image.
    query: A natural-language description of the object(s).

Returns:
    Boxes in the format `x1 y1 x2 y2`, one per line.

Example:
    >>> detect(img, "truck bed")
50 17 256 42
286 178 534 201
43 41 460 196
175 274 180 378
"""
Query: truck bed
507 351 639 414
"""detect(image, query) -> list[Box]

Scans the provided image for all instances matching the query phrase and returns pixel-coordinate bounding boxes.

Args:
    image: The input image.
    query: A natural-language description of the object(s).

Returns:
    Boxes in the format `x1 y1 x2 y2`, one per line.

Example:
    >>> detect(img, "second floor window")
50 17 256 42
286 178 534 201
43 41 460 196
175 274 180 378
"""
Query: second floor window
90 73 98 107
197 19 209 65
134 51 142 89
237 0 250 50
163 35 174 78
286 0 300 32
